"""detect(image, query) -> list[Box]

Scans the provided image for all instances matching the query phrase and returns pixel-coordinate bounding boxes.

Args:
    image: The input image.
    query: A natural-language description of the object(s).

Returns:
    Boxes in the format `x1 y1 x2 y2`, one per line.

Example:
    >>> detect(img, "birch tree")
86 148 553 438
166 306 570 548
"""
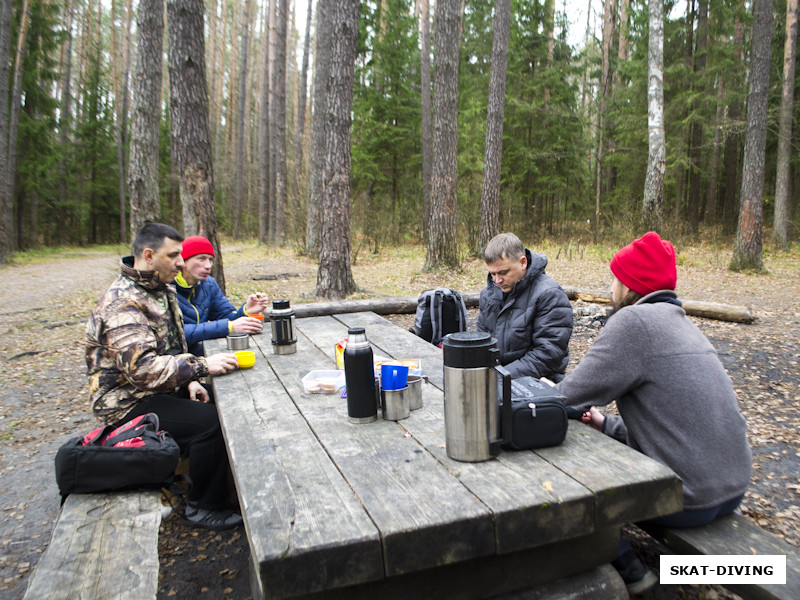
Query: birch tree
643 0 665 231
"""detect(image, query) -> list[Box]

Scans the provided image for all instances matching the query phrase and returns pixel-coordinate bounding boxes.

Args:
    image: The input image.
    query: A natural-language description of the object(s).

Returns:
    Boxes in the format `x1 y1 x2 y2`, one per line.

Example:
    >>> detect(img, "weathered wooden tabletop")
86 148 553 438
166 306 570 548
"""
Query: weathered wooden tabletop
207 311 682 600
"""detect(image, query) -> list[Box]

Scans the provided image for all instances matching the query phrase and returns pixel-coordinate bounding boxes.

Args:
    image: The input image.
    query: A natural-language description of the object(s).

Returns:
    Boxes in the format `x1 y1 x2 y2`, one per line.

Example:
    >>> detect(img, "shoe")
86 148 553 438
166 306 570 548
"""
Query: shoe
182 504 243 530
616 555 658 595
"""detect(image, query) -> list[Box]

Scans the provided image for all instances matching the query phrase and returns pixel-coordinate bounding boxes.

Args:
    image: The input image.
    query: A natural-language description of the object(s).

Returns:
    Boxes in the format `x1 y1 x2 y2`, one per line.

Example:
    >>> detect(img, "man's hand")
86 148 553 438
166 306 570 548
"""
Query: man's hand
580 407 605 431
206 353 239 375
230 316 264 334
188 380 210 403
245 292 269 315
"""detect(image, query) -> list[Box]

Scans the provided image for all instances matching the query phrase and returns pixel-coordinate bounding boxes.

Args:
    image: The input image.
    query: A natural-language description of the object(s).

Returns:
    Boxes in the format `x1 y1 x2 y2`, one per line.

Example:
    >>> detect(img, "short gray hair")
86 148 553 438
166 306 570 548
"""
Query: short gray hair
484 233 524 263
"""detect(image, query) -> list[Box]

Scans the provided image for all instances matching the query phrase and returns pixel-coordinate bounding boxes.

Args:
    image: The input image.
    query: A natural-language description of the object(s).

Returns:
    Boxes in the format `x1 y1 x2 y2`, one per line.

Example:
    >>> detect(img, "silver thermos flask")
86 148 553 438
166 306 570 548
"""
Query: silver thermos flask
344 327 377 423
442 331 512 462
269 299 297 354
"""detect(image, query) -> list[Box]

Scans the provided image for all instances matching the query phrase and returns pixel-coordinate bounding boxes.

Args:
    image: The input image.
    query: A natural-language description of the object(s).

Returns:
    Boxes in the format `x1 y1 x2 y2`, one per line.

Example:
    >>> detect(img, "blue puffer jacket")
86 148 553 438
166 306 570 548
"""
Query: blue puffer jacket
175 274 246 352
476 249 573 381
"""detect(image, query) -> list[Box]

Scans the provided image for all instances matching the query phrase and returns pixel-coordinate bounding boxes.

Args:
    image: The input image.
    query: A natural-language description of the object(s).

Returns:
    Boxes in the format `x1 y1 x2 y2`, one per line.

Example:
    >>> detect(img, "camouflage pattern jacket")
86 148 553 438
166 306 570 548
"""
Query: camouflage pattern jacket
85 256 209 424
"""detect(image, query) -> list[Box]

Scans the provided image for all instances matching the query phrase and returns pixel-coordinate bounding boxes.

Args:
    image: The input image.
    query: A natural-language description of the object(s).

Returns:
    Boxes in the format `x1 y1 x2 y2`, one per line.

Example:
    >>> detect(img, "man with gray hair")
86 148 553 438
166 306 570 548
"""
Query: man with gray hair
476 232 572 381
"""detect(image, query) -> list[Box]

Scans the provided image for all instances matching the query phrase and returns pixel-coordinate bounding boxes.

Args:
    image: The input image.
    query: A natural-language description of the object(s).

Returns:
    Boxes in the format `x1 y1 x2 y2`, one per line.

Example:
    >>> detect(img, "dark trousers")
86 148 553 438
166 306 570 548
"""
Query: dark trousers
617 493 745 564
118 392 230 510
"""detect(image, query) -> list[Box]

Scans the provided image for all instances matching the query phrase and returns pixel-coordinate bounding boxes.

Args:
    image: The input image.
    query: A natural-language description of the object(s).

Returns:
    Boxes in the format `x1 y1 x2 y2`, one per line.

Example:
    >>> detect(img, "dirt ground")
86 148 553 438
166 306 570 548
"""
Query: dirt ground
1 241 798 600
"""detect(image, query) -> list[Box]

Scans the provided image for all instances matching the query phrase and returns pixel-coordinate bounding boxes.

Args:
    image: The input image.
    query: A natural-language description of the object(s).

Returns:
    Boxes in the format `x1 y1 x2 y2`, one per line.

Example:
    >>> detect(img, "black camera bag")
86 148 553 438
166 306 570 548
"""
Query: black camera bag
503 377 568 450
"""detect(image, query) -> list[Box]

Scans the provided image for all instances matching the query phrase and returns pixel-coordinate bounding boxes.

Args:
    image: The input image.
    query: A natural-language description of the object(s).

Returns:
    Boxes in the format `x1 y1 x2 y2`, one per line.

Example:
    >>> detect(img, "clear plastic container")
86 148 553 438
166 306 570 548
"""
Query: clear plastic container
301 370 346 394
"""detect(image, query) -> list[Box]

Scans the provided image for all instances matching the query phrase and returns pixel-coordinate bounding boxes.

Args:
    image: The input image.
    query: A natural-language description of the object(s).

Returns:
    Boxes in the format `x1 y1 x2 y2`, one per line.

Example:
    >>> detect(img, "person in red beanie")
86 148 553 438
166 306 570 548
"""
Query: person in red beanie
175 235 269 355
554 232 752 594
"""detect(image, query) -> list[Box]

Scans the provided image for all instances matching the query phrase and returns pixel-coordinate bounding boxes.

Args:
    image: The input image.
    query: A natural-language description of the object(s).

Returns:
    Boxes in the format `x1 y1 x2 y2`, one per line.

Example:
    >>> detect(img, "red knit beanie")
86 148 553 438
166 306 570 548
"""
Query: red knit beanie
609 231 677 296
181 235 215 260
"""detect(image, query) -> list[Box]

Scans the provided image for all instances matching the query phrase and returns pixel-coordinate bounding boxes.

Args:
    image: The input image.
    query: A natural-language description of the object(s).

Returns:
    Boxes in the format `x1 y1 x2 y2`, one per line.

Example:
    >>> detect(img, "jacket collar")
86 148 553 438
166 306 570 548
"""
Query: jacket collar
635 289 682 307
174 271 193 290
120 255 170 292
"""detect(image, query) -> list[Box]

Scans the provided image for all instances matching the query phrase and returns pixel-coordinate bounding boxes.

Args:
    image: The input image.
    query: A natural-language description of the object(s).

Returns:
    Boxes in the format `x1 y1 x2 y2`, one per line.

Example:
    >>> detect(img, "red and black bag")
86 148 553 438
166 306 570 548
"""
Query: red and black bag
55 413 180 497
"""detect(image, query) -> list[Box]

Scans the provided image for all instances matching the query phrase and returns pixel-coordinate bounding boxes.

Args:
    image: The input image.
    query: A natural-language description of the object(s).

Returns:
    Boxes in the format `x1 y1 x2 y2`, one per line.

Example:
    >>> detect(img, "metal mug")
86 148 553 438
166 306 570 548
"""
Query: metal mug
226 333 249 350
406 375 427 411
381 387 410 421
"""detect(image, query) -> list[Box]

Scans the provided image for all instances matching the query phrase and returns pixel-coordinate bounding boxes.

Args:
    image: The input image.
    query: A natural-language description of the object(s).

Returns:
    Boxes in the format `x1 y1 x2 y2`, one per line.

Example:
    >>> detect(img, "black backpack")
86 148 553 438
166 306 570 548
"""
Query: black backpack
55 413 180 498
409 288 468 347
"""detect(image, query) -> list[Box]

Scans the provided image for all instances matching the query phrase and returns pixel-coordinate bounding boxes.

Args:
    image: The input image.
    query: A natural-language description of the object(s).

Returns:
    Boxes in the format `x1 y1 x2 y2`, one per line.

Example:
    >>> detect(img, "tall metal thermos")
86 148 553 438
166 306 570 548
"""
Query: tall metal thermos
269 299 297 354
442 331 512 462
344 327 377 423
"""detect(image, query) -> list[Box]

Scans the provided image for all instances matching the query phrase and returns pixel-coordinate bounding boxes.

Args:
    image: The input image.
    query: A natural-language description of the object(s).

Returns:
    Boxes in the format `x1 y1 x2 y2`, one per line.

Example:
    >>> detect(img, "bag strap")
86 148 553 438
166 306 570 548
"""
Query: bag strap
451 290 468 331
433 290 445 346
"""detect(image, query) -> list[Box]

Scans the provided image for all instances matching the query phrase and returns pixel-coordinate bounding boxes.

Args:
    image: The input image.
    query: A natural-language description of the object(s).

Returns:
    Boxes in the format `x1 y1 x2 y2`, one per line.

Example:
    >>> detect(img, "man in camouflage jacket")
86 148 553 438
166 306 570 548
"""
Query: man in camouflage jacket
85 223 242 530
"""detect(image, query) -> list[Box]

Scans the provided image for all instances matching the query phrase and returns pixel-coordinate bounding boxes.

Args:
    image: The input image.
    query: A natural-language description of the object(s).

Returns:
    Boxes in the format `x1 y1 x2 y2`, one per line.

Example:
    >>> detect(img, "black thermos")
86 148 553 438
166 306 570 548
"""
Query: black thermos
344 327 377 423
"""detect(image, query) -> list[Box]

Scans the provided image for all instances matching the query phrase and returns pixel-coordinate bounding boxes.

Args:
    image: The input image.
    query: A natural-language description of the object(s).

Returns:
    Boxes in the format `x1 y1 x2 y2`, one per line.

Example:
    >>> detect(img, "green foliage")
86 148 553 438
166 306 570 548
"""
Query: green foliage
351 0 422 250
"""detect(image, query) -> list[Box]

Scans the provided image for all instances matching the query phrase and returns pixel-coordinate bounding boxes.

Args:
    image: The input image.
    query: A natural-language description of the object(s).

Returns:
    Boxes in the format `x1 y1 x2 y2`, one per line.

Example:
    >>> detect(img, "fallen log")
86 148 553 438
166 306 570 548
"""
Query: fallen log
290 289 755 324
560 287 756 323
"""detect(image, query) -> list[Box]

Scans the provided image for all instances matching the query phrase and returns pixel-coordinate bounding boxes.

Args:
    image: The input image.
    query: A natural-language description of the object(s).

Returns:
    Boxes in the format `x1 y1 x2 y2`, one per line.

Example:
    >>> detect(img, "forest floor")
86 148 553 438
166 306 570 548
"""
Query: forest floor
0 240 798 600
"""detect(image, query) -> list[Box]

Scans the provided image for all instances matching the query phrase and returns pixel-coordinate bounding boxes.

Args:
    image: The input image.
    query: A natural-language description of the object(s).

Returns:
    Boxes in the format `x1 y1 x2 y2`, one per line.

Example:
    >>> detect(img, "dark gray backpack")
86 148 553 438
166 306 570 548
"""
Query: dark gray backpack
409 288 468 347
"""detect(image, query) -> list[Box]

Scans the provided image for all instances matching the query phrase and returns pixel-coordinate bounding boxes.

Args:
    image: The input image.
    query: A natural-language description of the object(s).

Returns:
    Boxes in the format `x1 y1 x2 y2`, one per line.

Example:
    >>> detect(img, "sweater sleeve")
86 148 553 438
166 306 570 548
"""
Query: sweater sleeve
556 308 648 411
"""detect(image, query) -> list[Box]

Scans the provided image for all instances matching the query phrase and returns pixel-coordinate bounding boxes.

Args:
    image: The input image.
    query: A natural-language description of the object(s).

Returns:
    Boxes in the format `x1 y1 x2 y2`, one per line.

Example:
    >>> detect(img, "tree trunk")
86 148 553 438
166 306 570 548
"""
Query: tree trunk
259 0 271 244
0 0 11 261
594 0 615 240
705 79 724 222
271 0 288 244
167 0 226 291
643 0 665 232
478 0 511 256
420 0 432 240
686 0 708 233
234 0 252 238
3 0 31 256
722 3 746 235
128 0 164 237
732 0 774 271
773 0 798 249
111 0 130 243
314 0 359 300
294 0 313 202
425 0 461 270
56 0 74 248
306 0 332 258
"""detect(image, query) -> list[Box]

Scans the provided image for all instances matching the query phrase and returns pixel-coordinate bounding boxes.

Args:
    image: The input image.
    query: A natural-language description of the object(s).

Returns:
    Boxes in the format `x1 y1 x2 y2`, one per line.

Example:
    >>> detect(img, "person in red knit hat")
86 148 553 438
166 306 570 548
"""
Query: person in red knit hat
552 232 752 594
175 235 269 355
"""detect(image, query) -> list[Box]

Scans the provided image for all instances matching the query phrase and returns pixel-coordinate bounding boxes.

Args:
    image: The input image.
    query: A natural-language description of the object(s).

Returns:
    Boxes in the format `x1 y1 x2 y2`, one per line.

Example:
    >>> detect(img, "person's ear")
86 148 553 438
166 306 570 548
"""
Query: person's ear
142 247 155 266
520 254 527 269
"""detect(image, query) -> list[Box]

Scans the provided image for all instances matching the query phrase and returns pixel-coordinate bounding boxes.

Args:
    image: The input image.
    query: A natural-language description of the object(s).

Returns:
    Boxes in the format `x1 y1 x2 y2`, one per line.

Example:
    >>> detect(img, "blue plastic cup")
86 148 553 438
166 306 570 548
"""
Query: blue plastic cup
380 364 409 390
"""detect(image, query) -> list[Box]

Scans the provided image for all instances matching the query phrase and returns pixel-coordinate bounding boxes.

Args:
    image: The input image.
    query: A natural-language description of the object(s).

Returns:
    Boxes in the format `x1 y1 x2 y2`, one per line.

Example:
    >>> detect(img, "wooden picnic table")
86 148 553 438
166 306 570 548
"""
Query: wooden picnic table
206 311 682 600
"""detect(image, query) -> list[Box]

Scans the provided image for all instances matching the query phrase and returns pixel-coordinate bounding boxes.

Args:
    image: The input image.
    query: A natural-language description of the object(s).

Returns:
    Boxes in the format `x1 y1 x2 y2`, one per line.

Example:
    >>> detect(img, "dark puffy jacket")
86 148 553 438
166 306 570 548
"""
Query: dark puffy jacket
476 249 573 381
175 275 245 351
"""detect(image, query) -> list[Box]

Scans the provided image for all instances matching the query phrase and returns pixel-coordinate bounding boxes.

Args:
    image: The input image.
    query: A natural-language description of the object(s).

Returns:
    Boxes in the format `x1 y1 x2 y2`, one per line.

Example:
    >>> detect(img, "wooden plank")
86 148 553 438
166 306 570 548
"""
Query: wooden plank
251 329 496 578
23 491 161 600
535 421 683 526
294 314 598 555
206 337 383 599
642 514 800 600
299 527 620 600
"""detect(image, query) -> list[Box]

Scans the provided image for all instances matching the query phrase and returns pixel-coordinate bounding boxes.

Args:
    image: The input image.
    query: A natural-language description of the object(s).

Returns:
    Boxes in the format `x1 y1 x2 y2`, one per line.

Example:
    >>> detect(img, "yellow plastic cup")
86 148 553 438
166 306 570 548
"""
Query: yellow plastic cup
234 350 256 369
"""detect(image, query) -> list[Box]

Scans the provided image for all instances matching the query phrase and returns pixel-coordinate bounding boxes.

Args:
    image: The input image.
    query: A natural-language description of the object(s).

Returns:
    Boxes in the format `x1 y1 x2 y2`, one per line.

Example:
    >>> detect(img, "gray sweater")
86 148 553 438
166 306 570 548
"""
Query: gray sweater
557 291 752 510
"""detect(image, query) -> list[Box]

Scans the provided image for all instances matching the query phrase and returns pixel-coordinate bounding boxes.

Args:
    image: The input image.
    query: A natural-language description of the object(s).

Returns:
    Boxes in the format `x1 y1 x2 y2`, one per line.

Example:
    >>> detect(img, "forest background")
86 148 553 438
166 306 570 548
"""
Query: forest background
0 0 798 288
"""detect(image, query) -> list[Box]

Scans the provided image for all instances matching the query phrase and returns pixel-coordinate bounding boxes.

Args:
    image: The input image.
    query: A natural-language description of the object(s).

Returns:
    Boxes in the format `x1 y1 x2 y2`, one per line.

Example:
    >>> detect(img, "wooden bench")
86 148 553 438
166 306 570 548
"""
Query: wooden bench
641 513 800 600
23 491 162 600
